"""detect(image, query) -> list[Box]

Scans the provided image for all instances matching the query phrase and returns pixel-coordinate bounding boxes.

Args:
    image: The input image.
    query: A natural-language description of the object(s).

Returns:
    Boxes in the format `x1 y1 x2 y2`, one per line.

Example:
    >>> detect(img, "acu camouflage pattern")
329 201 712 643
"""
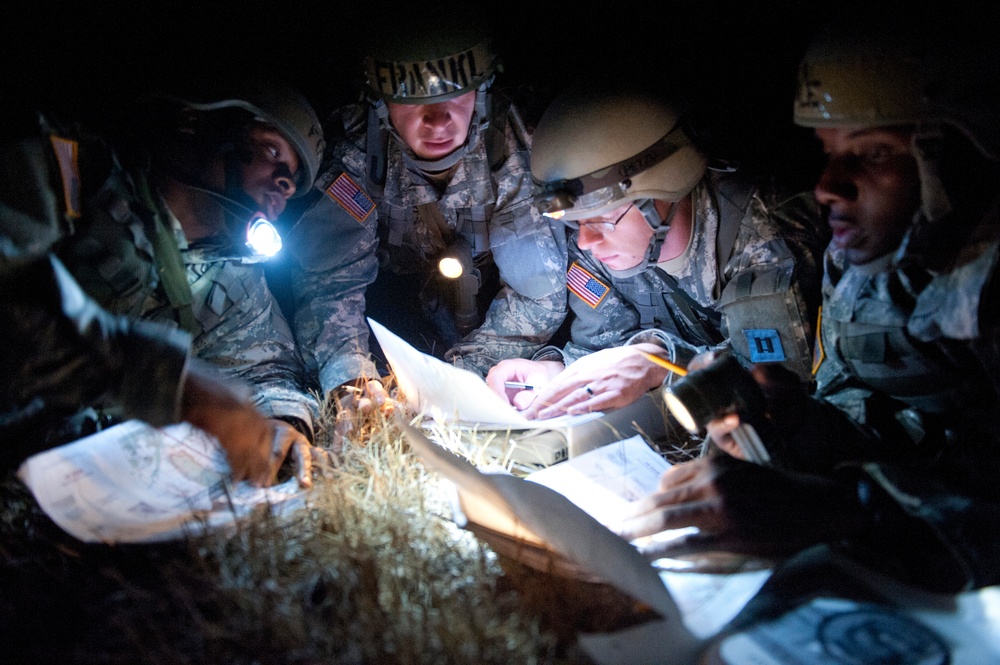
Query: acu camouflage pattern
287 98 567 392
1 120 317 440
810 238 1000 589
551 170 825 381
1 129 191 462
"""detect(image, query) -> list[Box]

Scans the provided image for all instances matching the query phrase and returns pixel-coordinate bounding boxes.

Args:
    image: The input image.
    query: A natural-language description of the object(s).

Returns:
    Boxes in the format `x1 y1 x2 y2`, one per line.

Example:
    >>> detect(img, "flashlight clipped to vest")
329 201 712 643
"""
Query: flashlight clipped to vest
648 352 772 464
245 215 283 259
437 237 481 335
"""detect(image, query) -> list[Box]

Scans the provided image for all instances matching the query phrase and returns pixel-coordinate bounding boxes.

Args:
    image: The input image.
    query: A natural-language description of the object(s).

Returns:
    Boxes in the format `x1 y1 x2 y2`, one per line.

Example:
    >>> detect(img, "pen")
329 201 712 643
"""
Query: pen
504 381 536 390
639 351 688 377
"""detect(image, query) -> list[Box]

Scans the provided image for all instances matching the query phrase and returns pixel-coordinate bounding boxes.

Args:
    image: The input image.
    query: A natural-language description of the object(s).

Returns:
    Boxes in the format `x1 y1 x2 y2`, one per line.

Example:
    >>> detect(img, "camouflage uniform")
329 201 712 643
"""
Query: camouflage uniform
287 98 567 393
1 117 317 445
788 236 1000 590
539 170 825 382
1 124 190 463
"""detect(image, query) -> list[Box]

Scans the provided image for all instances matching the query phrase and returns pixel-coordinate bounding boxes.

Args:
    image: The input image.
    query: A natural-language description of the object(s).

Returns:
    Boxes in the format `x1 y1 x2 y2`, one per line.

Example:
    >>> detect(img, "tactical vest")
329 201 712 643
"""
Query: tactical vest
824 265 989 418
612 170 755 347
610 171 817 380
362 94 514 275
45 122 196 332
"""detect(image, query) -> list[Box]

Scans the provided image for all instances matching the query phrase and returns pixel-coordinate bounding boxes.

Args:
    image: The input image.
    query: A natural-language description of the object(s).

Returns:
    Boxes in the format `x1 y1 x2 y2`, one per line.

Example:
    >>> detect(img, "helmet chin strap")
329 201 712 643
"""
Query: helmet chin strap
605 198 679 279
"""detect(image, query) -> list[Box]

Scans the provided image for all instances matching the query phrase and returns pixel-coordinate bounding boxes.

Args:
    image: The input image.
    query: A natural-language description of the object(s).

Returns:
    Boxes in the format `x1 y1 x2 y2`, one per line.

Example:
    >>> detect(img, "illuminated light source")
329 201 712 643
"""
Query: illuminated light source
246 216 283 258
437 238 481 334
438 255 465 279
660 354 772 464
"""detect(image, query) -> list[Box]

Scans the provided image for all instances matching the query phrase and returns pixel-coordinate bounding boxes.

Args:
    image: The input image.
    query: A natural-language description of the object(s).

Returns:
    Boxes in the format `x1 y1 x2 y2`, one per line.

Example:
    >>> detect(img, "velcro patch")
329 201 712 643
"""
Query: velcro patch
744 329 786 363
326 173 375 223
49 135 81 219
566 262 609 308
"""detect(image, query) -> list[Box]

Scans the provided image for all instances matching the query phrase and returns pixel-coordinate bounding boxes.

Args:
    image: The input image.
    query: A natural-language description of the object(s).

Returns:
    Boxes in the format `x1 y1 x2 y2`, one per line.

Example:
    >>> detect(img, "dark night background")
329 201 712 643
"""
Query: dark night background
1 1 851 193
4 1 997 205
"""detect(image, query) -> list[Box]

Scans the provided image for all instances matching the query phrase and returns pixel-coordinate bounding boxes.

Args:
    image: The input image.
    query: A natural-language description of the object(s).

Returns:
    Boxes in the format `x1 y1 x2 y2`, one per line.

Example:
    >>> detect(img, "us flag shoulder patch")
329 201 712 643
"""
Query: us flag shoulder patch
326 173 375 223
567 262 610 308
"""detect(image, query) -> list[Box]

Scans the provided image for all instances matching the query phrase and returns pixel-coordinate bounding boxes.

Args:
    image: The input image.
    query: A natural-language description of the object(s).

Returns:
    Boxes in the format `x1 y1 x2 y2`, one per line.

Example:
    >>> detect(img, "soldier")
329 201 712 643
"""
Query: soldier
285 16 567 420
0 80 326 487
487 83 826 420
620 15 1000 593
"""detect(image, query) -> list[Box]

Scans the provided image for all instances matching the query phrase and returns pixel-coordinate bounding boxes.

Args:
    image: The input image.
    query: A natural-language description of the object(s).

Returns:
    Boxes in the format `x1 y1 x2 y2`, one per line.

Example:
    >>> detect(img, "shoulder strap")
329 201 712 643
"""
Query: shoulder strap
710 168 756 286
133 174 197 333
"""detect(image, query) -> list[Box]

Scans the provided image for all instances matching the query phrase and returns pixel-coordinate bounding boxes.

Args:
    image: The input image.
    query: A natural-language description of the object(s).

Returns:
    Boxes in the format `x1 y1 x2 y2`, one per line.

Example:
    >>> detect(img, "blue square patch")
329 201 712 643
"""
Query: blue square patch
744 329 786 363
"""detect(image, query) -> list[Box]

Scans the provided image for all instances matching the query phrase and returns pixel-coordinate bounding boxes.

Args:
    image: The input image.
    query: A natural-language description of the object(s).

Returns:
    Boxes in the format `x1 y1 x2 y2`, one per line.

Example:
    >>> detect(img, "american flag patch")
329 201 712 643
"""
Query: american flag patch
567 262 609 308
326 173 375 222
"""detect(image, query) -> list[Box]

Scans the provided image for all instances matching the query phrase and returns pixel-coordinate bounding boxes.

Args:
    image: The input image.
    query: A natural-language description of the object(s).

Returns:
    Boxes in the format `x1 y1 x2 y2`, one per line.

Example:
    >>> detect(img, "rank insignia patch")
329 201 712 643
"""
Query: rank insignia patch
326 173 375 223
744 329 786 363
567 262 610 308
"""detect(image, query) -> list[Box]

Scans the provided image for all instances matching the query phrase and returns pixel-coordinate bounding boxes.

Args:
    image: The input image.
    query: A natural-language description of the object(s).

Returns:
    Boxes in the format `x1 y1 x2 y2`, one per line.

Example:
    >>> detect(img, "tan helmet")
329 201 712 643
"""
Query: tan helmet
531 84 707 221
793 21 999 160
361 17 500 105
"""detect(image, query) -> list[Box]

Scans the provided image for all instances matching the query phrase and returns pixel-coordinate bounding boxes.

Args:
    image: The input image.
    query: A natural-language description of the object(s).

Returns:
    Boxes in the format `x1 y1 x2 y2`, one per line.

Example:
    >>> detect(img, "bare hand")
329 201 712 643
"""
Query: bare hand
525 343 670 419
180 361 273 486
333 379 396 439
267 419 332 489
485 358 564 410
617 455 863 560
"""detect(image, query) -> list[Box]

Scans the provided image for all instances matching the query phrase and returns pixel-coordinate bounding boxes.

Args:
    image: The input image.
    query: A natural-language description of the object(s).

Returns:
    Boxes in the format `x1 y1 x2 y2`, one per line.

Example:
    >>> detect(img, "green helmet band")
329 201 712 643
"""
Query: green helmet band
364 40 496 104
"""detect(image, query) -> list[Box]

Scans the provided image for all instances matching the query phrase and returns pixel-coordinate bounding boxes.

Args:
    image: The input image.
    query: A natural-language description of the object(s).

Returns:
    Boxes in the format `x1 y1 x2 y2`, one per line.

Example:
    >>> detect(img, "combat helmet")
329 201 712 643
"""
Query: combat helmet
151 79 325 196
794 16 1000 269
360 15 501 174
531 82 707 274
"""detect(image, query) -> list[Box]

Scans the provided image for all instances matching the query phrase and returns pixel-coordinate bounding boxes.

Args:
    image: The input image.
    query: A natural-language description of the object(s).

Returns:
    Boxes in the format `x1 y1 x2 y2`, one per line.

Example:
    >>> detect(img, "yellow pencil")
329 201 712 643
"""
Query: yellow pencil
639 351 688 377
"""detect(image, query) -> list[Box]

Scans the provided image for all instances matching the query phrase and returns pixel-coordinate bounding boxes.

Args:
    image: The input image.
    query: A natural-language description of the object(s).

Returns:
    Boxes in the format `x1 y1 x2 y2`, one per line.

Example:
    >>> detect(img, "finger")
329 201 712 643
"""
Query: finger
637 529 728 561
365 380 389 406
355 396 374 415
535 385 594 419
511 389 538 411
618 500 716 541
293 441 313 489
658 458 708 490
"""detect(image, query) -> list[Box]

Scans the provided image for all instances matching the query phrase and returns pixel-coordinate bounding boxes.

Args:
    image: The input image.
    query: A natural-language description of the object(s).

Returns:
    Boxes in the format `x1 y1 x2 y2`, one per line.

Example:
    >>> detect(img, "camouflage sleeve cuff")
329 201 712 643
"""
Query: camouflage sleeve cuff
116 318 192 427
626 329 705 367
252 393 318 441
530 345 569 364
319 354 379 396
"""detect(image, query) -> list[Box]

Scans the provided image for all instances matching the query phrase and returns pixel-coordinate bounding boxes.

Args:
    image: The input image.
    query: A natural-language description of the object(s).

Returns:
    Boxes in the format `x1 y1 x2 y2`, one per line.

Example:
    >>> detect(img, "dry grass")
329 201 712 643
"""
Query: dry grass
0 391 697 663
0 398 561 664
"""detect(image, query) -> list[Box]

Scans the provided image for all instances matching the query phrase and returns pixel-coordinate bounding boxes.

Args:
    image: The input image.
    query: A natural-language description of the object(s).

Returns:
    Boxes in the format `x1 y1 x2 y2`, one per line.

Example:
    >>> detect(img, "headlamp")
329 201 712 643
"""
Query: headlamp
661 355 772 464
246 216 283 258
532 189 577 219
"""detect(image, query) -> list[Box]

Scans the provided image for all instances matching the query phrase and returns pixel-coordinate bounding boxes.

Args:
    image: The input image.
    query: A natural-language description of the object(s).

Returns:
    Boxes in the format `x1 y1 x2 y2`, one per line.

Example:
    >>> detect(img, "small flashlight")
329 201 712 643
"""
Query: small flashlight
437 238 481 334
246 216 283 258
661 355 772 464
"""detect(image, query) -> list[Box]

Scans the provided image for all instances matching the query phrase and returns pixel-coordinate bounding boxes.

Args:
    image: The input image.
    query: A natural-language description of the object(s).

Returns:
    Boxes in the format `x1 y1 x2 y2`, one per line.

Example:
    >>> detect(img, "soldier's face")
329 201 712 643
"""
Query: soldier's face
387 91 477 161
237 123 300 221
814 127 920 266
575 203 655 270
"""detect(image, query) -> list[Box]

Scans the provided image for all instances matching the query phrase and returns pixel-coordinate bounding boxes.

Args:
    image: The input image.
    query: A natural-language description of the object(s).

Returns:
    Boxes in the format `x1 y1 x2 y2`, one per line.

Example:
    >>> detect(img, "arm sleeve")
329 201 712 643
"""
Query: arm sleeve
185 261 319 440
288 185 380 394
445 202 568 376
1 255 190 440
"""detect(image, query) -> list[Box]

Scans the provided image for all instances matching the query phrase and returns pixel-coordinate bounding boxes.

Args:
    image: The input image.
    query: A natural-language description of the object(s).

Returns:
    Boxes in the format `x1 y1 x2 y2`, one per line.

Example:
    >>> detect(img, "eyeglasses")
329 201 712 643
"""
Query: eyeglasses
561 203 634 234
